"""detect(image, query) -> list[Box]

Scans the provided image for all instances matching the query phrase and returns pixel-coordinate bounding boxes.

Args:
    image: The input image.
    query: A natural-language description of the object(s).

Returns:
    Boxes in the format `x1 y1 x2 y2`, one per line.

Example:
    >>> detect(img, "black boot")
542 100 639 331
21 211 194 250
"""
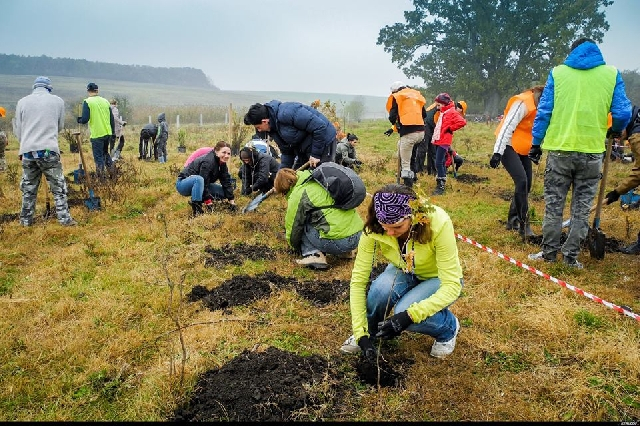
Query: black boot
432 178 446 195
621 232 640 255
189 201 204 217
403 177 414 188
518 219 536 238
505 199 520 231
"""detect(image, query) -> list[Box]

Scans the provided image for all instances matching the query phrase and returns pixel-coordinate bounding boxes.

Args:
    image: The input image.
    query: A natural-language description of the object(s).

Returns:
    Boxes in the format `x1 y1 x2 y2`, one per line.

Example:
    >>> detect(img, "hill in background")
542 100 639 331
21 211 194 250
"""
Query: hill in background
0 75 389 121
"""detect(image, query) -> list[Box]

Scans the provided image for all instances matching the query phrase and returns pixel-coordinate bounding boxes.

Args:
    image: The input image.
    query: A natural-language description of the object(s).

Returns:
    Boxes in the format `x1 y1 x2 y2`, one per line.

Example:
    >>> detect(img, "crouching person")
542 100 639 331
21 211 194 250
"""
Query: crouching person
175 141 236 216
273 167 363 270
238 146 279 196
341 183 462 360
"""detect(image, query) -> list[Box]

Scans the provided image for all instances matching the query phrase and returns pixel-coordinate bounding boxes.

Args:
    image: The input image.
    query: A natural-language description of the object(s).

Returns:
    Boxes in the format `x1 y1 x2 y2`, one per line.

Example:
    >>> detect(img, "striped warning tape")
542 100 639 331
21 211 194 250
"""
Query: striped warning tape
456 233 640 323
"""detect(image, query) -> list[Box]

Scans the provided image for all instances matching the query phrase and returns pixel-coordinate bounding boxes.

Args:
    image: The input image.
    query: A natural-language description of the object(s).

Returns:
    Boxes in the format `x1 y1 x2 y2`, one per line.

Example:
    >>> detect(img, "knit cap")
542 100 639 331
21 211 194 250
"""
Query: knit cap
87 82 99 91
435 93 452 105
33 76 52 92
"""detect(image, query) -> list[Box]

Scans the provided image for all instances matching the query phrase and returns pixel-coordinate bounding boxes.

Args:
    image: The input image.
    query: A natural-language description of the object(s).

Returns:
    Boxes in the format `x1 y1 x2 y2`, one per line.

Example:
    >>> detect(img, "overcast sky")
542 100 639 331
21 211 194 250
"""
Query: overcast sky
1 0 637 97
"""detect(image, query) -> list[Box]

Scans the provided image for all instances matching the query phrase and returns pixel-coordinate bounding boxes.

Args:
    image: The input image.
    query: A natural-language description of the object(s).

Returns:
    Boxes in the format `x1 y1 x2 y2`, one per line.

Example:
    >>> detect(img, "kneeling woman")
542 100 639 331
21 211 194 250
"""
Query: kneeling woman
341 183 463 360
176 141 236 216
273 167 363 270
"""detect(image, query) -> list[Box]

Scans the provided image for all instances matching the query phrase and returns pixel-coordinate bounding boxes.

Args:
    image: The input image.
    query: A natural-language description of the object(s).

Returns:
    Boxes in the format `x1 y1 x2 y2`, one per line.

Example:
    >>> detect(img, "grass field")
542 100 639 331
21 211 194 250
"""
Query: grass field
0 119 638 421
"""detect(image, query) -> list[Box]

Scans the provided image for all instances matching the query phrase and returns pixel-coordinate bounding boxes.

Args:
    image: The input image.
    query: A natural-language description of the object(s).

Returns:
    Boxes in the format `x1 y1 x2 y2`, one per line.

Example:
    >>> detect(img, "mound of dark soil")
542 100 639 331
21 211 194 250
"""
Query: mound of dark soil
171 347 348 422
455 173 489 184
187 271 349 309
522 232 624 253
203 243 276 267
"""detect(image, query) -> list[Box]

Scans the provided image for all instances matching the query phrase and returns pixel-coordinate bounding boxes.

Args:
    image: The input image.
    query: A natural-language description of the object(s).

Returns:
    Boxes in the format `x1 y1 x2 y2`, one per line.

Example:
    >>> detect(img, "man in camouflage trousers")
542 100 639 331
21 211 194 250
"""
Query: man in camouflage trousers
15 76 76 227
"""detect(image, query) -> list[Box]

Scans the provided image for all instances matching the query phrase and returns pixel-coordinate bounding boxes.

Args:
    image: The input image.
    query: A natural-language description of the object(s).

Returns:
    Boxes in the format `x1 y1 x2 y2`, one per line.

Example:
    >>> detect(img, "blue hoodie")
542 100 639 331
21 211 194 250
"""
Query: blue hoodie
532 41 631 149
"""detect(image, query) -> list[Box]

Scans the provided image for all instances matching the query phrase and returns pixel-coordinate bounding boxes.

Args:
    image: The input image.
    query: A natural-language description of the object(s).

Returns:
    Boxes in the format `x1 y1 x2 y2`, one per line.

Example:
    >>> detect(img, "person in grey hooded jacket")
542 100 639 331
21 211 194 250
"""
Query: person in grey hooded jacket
156 112 169 163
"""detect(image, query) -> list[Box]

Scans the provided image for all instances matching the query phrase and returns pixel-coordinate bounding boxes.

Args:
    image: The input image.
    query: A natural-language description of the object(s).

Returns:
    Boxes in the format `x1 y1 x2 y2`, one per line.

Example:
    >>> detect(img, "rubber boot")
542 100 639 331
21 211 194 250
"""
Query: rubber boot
518 218 536 238
432 177 446 195
189 201 204 217
621 232 640 255
506 200 520 231
403 177 414 188
112 149 121 162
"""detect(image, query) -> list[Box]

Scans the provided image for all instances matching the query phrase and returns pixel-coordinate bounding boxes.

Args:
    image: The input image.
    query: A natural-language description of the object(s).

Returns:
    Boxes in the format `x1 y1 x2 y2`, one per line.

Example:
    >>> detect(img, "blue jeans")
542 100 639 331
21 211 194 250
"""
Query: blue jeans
366 264 460 342
542 151 602 260
176 176 204 201
90 136 113 176
176 177 227 202
300 225 361 257
435 145 449 179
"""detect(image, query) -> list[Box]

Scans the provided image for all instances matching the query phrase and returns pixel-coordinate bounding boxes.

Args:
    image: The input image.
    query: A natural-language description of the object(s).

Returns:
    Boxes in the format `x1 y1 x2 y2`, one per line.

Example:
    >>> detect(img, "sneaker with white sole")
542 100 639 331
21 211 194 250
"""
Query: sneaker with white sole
340 335 361 354
563 257 583 269
430 317 460 358
295 252 329 270
528 251 557 263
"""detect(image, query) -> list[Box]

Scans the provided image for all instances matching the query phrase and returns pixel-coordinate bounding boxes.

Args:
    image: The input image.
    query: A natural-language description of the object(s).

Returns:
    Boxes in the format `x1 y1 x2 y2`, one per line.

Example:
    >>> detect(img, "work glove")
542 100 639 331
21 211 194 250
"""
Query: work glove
528 145 543 165
489 153 502 169
606 128 622 140
604 189 620 205
122 121 127 127
376 311 413 340
383 128 394 137
358 336 377 363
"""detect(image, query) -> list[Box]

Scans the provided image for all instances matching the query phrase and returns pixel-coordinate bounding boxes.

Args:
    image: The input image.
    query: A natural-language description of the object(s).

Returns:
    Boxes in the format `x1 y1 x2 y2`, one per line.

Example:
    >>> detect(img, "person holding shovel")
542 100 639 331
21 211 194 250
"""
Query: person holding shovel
527 38 631 268
77 82 115 178
273 167 363 270
603 104 640 255
243 101 337 170
490 85 545 237
176 140 236 217
340 183 462 360
15 76 76 227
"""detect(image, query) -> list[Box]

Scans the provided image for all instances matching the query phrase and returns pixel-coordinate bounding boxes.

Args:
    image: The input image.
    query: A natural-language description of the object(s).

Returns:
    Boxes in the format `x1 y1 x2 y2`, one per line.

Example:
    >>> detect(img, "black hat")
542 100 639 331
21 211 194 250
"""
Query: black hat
347 133 358 141
87 82 99 91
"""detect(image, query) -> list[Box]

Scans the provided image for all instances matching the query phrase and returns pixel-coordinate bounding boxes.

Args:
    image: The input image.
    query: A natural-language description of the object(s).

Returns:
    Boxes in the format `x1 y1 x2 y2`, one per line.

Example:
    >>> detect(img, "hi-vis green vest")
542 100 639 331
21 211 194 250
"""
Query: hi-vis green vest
85 96 112 139
544 64 617 153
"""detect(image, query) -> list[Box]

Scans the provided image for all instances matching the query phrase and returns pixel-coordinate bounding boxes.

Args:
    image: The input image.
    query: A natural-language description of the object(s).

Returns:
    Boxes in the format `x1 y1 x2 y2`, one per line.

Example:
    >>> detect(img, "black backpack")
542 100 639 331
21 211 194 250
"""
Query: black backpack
302 162 366 210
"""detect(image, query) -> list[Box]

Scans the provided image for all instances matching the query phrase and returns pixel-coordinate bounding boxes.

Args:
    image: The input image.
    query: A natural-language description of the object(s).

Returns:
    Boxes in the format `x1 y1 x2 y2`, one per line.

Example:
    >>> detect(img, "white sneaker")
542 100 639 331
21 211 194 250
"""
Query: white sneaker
430 317 460 358
340 335 361 354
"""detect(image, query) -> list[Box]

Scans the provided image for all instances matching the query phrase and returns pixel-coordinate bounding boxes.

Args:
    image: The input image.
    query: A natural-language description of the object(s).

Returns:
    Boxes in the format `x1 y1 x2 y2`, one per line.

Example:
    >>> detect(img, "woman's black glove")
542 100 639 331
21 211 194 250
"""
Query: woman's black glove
358 336 377 362
489 153 502 168
376 311 413 339
528 145 543 165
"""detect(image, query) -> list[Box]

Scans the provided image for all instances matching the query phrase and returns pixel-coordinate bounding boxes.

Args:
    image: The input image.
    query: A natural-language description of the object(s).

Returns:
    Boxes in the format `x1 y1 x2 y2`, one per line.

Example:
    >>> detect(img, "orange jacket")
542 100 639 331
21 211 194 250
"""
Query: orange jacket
386 88 426 127
494 90 537 155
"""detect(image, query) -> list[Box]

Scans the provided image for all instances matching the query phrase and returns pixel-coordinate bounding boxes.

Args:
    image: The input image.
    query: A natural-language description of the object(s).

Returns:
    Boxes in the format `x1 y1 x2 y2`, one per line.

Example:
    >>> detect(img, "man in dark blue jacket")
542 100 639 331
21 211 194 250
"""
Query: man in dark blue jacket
244 100 336 169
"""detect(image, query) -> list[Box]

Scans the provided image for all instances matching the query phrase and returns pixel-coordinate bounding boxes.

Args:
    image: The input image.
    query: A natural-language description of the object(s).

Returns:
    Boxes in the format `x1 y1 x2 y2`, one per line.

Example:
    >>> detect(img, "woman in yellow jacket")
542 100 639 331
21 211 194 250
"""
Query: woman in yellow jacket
490 86 544 237
340 183 463 360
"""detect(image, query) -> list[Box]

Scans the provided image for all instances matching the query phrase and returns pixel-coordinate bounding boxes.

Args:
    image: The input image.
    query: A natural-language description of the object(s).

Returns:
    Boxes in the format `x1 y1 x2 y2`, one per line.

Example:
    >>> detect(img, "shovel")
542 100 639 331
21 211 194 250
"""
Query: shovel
242 161 310 213
587 138 614 260
73 131 102 211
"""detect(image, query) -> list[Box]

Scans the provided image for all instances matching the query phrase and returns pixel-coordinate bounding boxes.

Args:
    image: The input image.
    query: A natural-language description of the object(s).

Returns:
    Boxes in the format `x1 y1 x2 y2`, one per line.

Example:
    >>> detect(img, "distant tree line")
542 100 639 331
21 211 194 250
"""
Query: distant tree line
0 54 218 89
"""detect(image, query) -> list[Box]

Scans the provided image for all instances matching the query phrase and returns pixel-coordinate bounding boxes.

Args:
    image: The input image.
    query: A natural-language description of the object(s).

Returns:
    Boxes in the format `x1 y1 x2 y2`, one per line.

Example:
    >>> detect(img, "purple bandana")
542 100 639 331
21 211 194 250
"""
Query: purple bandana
373 192 414 224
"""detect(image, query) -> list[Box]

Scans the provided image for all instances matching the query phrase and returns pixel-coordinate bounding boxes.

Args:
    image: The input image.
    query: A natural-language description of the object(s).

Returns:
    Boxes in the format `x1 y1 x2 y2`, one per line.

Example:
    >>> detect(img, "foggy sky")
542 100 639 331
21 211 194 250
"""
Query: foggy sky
1 0 636 97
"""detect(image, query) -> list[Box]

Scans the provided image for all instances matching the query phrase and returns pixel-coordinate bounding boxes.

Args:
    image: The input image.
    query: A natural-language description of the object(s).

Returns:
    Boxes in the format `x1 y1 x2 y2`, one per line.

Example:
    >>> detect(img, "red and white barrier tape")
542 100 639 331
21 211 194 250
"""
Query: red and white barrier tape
456 233 640 323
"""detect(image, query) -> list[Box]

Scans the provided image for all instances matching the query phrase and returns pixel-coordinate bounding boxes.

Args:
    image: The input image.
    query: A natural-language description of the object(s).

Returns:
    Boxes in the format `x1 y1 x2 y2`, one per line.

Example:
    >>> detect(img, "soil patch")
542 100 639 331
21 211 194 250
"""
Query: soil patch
171 347 410 421
521 232 624 253
171 347 349 422
455 173 489 184
203 243 277 268
188 271 349 309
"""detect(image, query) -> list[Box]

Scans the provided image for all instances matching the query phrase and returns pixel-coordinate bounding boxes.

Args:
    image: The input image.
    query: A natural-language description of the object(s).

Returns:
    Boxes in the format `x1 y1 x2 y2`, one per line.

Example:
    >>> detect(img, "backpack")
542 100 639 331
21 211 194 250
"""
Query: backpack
302 162 366 210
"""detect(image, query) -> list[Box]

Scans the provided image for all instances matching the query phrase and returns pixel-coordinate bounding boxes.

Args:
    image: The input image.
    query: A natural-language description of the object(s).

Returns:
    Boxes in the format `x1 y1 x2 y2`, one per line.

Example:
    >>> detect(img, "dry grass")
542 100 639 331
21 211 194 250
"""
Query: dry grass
0 121 638 421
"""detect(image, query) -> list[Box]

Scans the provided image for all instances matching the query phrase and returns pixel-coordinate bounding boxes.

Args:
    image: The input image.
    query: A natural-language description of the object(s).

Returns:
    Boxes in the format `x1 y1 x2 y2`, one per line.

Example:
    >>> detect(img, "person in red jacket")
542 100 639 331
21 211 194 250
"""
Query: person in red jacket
431 93 466 195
